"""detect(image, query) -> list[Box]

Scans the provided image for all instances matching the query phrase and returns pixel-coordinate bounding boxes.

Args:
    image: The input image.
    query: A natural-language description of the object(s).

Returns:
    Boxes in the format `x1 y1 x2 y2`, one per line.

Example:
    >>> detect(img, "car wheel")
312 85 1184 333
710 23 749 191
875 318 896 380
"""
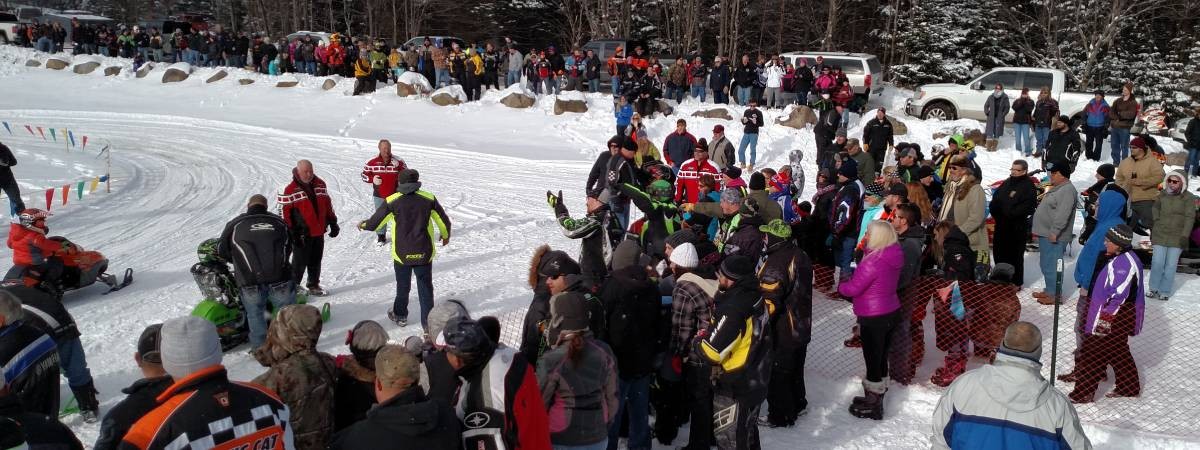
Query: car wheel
922 102 956 121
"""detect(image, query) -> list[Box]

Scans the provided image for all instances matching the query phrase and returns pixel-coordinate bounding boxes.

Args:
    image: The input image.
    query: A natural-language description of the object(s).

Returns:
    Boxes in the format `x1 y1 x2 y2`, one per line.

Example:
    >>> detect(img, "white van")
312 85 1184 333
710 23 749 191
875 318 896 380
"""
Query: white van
778 51 885 97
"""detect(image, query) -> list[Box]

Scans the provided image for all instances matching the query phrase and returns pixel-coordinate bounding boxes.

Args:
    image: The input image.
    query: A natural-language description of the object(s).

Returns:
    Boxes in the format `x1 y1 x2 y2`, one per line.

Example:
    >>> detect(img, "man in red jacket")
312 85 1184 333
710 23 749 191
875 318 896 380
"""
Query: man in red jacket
361 140 406 245
676 140 719 203
278 160 339 296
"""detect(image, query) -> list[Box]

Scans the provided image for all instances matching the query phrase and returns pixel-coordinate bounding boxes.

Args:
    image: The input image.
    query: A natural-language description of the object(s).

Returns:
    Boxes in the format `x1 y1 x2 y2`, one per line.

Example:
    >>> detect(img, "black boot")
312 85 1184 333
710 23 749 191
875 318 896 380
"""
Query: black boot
72 382 100 423
849 379 886 420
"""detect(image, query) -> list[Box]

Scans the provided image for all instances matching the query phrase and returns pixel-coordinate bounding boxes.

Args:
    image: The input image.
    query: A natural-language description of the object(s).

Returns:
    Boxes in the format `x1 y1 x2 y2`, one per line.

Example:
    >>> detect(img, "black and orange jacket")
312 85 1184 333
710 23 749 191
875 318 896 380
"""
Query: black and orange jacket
119 365 294 450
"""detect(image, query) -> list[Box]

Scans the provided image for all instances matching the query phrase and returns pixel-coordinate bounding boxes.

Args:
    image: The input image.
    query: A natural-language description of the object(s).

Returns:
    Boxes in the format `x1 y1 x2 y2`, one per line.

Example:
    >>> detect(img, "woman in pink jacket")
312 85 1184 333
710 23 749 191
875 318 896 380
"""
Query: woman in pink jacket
838 220 903 420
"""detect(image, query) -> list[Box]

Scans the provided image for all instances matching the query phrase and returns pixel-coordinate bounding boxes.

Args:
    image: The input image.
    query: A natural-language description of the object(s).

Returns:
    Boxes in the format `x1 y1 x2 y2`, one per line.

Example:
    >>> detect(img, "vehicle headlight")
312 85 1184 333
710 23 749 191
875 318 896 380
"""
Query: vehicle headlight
915 90 925 100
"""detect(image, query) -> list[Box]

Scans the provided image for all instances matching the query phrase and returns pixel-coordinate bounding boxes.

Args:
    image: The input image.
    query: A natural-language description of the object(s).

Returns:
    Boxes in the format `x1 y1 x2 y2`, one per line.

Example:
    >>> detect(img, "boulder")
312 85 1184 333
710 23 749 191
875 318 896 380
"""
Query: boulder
161 62 192 83
206 70 227 83
103 66 121 76
553 99 588 115
499 92 536 108
397 72 433 93
932 126 983 143
431 92 463 106
656 100 674 116
238 78 255 85
24 60 40 67
322 78 337 90
276 80 299 88
44 57 69 70
886 115 908 135
963 129 986 146
692 108 734 121
1166 152 1188 167
72 61 100 74
135 63 153 78
776 106 818 129
396 82 418 97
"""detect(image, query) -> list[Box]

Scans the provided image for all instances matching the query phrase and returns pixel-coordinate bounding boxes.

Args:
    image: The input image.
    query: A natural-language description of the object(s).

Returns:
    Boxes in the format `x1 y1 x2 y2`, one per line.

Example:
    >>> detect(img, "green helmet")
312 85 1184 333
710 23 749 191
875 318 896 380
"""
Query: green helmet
197 238 222 263
648 180 673 201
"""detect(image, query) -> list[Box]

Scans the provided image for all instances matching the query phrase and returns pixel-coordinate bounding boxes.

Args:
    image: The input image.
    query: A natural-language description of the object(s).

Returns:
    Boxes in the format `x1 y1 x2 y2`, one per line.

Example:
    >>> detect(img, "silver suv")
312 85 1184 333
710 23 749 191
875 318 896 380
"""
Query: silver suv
779 51 885 96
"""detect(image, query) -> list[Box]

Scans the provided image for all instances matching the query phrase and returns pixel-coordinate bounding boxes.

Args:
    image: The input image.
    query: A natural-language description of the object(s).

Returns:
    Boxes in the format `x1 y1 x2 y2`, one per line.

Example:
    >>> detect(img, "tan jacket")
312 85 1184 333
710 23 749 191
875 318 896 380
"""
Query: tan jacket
1116 154 1164 203
940 180 988 254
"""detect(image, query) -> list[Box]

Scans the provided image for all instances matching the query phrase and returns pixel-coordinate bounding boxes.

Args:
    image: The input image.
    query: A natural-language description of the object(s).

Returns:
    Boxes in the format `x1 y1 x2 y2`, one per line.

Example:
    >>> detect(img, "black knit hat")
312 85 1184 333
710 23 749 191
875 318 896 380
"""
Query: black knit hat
537 250 581 278
749 172 767 190
917 165 935 180
718 255 755 281
1106 224 1134 249
620 136 638 152
1097 163 1116 180
397 169 419 184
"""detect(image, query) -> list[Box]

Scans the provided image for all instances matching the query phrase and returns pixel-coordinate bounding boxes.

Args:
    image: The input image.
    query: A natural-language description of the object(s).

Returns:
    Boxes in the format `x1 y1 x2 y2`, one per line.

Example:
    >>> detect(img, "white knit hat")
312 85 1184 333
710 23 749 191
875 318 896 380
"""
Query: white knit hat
670 243 699 269
160 316 223 380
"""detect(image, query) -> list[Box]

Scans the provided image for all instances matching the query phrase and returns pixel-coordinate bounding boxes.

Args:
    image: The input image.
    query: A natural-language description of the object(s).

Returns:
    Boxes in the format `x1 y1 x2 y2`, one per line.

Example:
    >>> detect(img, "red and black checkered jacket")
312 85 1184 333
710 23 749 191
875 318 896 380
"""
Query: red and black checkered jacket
119 365 293 450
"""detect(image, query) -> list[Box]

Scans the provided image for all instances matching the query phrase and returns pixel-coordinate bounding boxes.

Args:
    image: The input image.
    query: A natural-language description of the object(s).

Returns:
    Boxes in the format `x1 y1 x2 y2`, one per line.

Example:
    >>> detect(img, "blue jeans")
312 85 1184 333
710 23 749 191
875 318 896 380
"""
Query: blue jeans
372 198 388 236
1150 245 1183 296
738 133 759 166
1034 126 1051 153
305 61 317 75
435 68 450 87
611 76 621 96
1110 127 1131 163
690 85 706 102
713 89 729 104
836 236 856 279
240 281 298 349
506 70 521 87
609 198 630 232
544 77 557 94
737 86 752 105
1014 123 1032 156
394 263 434 328
1186 147 1200 177
1038 237 1066 296
37 37 53 53
58 337 93 388
589 79 600 93
555 441 608 450
670 86 685 102
607 376 650 450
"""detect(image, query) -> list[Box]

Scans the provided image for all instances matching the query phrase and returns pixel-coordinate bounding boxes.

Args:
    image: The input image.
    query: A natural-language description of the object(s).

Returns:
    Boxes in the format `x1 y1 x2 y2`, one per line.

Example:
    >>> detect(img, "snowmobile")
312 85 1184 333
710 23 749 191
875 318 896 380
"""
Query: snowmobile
189 238 325 351
5 209 132 298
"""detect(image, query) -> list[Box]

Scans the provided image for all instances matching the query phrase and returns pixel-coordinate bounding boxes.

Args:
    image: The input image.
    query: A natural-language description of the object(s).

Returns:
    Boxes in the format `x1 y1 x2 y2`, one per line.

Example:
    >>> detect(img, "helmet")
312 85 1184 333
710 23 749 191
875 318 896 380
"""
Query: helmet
197 238 222 263
648 179 673 201
17 208 49 231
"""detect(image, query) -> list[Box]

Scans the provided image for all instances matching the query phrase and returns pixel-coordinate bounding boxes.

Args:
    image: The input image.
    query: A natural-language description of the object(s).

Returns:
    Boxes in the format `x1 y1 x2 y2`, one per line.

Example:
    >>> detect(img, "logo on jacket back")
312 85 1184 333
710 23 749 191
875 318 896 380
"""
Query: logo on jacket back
250 223 276 232
465 411 490 428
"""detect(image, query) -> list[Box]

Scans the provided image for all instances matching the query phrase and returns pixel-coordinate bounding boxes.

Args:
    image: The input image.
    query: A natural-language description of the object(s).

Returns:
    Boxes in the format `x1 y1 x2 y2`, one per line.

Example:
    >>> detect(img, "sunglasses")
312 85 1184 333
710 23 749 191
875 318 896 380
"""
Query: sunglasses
1169 179 1182 184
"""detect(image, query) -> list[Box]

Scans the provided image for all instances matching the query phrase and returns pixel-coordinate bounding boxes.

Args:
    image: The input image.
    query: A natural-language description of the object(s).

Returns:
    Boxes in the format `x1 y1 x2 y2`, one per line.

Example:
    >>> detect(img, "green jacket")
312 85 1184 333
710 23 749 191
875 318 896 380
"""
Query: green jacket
1152 172 1197 248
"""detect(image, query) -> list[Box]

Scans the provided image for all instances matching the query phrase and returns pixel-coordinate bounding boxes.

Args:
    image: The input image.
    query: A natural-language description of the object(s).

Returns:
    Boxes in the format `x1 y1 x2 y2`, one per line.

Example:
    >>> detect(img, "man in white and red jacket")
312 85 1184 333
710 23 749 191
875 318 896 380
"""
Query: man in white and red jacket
675 139 719 203
361 140 407 244
278 159 339 296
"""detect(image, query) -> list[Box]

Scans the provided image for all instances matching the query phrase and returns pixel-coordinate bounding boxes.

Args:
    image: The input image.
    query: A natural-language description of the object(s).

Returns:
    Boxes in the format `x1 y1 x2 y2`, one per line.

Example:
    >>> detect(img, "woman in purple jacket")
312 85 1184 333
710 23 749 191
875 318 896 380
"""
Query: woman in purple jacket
838 220 904 420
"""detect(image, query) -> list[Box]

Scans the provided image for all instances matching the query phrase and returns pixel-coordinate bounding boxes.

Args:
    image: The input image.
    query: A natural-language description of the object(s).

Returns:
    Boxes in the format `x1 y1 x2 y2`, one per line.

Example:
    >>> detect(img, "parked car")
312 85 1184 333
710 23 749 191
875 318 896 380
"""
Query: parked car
0 11 19 44
779 51 884 98
285 31 332 46
1169 117 1192 145
905 67 1094 123
401 35 466 50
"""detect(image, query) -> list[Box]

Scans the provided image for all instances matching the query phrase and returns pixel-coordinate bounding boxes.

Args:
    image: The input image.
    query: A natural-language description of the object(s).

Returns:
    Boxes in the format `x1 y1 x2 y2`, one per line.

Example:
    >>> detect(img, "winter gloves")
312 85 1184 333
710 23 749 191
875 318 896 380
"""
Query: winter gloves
329 223 340 238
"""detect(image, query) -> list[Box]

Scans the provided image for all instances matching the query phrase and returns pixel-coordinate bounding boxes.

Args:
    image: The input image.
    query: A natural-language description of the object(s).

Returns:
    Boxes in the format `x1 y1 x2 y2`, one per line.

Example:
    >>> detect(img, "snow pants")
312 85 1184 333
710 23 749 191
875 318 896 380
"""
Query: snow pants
1069 303 1140 402
714 390 764 450
684 363 714 449
766 341 808 425
291 235 324 288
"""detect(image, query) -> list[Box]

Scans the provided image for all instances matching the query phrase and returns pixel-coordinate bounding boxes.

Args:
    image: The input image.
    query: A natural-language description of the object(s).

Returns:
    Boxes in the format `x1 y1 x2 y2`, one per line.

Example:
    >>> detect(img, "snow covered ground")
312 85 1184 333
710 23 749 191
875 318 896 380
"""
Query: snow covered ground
1 45 1198 448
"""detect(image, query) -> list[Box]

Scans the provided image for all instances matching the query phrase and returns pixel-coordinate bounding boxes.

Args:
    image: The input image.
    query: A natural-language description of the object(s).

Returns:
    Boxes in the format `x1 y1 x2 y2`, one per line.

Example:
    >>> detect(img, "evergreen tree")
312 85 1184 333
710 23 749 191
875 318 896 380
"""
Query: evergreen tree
891 0 973 85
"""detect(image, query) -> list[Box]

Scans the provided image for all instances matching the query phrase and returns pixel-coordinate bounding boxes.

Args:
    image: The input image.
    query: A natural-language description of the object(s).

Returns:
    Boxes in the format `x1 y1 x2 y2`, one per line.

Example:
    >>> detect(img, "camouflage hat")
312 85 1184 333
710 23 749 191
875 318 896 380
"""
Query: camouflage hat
374 344 420 388
759 219 792 239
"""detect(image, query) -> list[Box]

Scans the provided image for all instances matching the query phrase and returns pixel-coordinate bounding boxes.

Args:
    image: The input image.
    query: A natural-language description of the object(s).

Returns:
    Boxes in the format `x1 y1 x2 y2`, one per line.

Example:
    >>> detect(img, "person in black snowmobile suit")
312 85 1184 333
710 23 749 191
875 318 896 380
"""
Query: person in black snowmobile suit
546 190 609 283
617 180 684 263
756 220 814 428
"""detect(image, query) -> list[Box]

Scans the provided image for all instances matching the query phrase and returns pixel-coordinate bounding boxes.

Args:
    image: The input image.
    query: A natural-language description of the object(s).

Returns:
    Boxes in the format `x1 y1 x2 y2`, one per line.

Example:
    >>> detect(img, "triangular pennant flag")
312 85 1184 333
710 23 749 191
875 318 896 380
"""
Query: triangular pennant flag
949 282 966 321
61 184 70 206
44 188 54 211
76 181 84 200
98 174 109 183
2 122 11 135
89 177 99 193
49 128 56 142
36 127 45 140
68 131 76 147
82 136 88 150
25 125 34 136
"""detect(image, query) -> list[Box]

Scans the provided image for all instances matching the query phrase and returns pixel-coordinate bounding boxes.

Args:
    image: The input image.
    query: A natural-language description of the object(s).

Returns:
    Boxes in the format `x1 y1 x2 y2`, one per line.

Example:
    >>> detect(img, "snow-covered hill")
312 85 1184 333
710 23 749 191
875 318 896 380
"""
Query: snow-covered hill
0 45 1195 449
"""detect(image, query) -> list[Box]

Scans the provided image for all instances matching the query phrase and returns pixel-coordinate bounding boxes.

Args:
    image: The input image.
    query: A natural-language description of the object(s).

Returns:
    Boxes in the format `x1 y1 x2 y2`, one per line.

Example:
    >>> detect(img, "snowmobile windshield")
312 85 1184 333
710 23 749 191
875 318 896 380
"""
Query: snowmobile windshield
191 264 226 301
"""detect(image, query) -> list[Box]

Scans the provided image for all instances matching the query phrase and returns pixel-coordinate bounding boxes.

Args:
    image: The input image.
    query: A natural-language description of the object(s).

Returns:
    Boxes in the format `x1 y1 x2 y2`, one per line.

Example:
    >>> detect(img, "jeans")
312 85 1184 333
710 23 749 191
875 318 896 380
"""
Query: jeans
1150 245 1182 296
546 76 560 94
670 86 685 102
58 337 93 388
137 47 149 61
738 133 759 166
837 236 857 279
609 198 630 232
589 78 600 93
1034 126 1051 154
372 198 389 236
1014 123 1032 156
607 376 650 450
394 263 434 328
36 37 53 53
152 49 164 62
1110 127 1131 163
690 84 706 102
506 70 521 87
736 86 752 105
305 61 317 75
240 281 298 349
1187 147 1200 177
554 441 608 450
435 68 450 87
713 89 728 104
611 76 621 96
1038 237 1066 296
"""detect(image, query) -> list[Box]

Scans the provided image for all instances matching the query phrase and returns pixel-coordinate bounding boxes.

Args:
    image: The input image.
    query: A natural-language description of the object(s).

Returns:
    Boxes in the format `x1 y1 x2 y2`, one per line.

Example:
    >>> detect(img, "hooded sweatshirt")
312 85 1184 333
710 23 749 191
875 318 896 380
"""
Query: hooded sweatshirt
1151 171 1197 248
252 305 337 450
1074 190 1127 289
328 386 462 450
930 353 1091 449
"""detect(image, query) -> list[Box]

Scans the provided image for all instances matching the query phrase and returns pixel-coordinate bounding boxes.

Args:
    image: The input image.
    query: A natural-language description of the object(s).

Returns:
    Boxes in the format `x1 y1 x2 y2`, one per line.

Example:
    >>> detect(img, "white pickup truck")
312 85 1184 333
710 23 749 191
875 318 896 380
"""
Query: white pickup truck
904 67 1094 123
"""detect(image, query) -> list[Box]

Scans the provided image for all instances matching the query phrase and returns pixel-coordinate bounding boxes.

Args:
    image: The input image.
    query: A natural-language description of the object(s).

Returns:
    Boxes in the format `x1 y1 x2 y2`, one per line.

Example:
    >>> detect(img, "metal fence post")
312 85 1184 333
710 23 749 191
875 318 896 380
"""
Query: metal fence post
1050 257 1064 384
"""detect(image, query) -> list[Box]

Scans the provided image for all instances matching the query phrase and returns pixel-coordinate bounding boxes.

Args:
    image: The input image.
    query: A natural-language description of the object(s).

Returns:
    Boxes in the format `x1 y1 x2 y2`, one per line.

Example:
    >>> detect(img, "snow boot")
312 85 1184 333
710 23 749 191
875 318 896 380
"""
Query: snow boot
849 380 886 420
852 377 888 406
931 355 966 387
72 382 100 423
387 310 408 327
306 284 328 296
